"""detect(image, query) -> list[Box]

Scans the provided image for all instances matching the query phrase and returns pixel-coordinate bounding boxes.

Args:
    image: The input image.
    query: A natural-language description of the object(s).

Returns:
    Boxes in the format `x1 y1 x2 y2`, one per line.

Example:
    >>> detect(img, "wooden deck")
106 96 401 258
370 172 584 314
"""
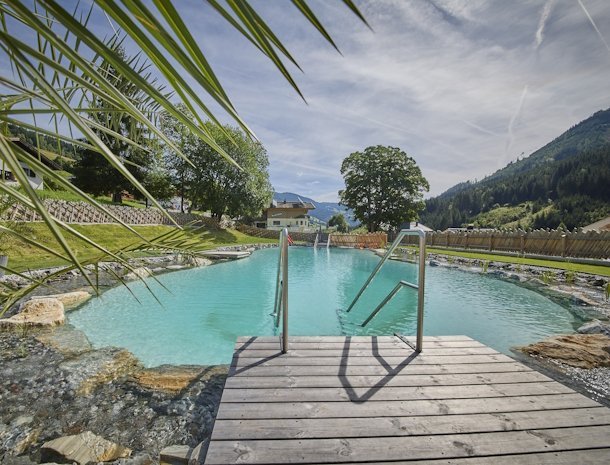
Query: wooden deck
205 336 610 464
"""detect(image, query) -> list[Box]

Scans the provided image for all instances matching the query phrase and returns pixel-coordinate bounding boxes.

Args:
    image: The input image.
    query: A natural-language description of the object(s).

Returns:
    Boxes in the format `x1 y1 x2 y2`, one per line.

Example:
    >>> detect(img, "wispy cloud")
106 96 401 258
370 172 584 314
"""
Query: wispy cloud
535 0 555 50
505 85 529 163
577 0 610 53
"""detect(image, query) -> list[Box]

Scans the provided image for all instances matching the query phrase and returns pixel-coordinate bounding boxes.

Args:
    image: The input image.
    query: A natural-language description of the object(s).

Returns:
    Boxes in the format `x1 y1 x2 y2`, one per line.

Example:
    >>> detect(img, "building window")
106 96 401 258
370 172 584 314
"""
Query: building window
273 220 280 226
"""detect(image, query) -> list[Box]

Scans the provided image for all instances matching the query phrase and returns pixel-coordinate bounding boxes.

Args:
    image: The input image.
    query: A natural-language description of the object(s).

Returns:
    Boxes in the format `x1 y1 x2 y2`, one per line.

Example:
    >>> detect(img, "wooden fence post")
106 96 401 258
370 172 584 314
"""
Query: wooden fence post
489 233 494 252
561 234 567 257
520 234 525 256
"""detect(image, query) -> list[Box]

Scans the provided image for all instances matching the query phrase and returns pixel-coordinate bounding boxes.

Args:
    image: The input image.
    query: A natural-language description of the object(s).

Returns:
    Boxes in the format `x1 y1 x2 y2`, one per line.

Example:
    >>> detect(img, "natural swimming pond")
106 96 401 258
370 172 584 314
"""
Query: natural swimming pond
69 247 583 366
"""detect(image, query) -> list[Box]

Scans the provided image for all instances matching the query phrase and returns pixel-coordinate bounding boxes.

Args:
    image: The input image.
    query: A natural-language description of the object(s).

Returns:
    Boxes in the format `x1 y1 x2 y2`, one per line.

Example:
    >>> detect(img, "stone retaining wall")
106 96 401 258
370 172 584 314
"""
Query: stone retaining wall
7 200 214 226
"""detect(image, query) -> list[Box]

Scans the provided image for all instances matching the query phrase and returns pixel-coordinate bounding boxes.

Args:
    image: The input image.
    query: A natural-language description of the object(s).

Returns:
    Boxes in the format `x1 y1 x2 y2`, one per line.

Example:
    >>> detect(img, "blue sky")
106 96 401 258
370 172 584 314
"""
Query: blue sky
4 1 610 201
180 0 610 201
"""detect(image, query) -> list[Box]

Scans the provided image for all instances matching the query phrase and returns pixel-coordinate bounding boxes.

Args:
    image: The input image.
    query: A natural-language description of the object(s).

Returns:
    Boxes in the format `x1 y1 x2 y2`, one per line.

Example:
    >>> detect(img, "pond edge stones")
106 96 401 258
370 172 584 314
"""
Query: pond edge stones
40 431 131 464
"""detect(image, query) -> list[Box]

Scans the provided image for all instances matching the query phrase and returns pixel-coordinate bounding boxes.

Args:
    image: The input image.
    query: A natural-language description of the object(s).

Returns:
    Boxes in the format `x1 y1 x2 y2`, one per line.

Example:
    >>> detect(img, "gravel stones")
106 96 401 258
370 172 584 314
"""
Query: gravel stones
0 331 228 463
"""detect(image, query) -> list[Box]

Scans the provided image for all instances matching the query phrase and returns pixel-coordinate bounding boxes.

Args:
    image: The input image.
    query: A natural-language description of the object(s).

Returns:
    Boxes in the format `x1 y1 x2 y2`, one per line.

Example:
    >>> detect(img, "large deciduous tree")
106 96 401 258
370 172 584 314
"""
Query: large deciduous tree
339 145 429 232
164 117 273 220
328 213 349 232
189 124 272 219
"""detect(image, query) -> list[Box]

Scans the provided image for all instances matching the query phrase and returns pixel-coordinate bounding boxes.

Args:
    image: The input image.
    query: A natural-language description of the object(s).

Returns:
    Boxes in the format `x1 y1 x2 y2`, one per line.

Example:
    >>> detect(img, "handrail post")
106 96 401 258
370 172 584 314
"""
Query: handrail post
281 229 289 353
346 230 407 312
416 230 426 352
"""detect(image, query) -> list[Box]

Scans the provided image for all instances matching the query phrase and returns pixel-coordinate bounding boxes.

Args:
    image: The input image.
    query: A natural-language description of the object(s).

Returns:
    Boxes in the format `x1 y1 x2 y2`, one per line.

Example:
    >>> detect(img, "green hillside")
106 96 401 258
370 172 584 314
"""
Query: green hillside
422 109 610 230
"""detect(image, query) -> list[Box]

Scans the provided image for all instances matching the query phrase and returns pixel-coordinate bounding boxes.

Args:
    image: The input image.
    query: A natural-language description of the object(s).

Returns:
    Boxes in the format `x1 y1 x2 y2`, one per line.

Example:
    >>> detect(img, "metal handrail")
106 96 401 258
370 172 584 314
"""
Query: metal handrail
346 229 426 352
272 228 289 353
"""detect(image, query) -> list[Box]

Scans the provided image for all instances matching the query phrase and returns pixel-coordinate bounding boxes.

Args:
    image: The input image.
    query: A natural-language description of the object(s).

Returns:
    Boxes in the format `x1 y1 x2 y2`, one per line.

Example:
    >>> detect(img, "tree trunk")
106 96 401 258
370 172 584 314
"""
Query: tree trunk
112 191 122 203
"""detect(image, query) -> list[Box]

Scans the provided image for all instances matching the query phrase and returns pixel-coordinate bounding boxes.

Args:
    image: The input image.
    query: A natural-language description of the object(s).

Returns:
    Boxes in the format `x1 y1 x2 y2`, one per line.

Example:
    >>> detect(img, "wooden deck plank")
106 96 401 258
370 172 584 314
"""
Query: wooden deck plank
232 353 515 367
236 335 475 343
229 362 534 378
306 449 610 465
205 425 610 464
215 393 600 420
211 407 610 440
234 340 488 350
219 382 572 403
207 336 610 464
233 347 499 358
228 362 533 378
223 371 551 389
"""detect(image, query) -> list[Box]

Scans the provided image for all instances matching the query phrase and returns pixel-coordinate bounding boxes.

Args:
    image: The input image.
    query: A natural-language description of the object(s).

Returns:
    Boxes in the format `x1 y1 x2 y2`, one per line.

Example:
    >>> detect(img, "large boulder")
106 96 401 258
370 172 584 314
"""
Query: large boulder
0 298 64 329
577 319 610 337
30 291 91 310
518 333 610 369
60 348 142 395
36 326 92 355
134 365 205 394
41 431 131 464
124 266 153 281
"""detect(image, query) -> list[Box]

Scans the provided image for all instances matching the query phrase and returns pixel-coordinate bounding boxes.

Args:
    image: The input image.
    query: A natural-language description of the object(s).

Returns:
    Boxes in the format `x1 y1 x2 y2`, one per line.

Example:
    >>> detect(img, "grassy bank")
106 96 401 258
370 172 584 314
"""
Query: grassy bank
3 223 276 272
423 247 610 277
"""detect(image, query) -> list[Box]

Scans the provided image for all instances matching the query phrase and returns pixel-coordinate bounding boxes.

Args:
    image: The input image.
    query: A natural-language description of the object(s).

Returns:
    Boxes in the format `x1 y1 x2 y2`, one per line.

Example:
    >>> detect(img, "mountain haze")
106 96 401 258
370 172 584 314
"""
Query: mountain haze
421 109 610 230
273 192 358 227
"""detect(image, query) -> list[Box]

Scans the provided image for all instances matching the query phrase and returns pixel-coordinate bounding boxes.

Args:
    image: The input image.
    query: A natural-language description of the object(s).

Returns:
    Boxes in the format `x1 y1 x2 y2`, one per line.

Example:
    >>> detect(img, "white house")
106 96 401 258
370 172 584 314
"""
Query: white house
1 138 61 190
256 199 318 232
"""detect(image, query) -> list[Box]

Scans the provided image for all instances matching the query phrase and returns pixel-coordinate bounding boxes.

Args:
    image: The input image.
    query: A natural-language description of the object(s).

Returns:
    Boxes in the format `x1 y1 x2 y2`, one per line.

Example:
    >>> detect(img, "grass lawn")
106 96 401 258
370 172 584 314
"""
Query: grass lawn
3 223 276 272
423 246 610 277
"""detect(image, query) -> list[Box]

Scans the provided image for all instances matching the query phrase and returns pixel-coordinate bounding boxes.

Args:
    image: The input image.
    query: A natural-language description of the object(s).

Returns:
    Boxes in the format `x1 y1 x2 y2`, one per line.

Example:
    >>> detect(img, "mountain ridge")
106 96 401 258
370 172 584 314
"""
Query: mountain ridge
273 192 358 227
421 108 610 230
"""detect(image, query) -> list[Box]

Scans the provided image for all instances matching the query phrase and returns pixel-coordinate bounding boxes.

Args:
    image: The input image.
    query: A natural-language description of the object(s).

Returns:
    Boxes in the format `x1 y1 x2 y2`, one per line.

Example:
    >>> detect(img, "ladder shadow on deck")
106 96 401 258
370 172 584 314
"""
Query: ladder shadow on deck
338 335 419 403
231 337 283 376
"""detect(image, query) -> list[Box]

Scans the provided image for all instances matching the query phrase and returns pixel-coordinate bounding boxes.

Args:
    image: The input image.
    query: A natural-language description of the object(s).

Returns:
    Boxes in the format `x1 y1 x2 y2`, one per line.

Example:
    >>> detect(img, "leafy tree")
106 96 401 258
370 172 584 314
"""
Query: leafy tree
328 213 349 232
169 121 273 220
72 46 155 203
339 145 429 232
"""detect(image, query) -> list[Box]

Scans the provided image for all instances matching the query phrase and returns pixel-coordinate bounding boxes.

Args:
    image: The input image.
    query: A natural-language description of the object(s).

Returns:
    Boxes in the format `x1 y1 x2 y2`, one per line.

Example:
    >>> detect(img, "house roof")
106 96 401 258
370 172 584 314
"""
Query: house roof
271 199 315 210
8 137 63 171
582 216 610 232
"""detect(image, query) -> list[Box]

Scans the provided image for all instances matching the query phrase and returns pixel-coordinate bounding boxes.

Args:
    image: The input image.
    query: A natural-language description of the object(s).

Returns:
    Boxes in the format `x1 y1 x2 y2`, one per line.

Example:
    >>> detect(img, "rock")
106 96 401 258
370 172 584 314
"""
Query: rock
133 365 205 394
578 319 610 337
189 257 213 267
60 348 142 395
160 441 207 465
36 326 92 355
29 291 91 309
1 298 64 329
518 334 610 369
428 260 440 267
166 264 186 271
124 267 153 281
41 431 131 465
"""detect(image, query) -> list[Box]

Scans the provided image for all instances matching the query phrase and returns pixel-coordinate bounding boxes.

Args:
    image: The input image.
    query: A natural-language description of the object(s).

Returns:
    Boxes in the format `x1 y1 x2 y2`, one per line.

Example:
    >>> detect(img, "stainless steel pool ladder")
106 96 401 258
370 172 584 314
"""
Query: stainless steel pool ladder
346 229 427 352
272 228 289 353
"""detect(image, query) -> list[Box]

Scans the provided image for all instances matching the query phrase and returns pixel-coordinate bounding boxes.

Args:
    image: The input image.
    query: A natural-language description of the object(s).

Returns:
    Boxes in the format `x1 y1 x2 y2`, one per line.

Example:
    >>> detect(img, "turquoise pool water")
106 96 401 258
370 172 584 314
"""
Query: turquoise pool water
69 247 582 366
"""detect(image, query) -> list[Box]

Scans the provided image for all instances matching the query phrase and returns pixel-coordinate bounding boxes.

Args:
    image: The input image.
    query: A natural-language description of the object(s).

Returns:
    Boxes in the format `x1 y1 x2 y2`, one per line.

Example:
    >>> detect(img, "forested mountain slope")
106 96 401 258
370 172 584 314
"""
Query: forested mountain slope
421 109 610 230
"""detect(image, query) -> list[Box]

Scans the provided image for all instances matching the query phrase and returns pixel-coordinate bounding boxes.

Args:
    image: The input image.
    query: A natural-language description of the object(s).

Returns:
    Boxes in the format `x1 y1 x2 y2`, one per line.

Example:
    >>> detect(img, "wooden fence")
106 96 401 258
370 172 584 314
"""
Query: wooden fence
389 229 610 260
236 224 318 243
236 225 387 248
330 233 387 249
